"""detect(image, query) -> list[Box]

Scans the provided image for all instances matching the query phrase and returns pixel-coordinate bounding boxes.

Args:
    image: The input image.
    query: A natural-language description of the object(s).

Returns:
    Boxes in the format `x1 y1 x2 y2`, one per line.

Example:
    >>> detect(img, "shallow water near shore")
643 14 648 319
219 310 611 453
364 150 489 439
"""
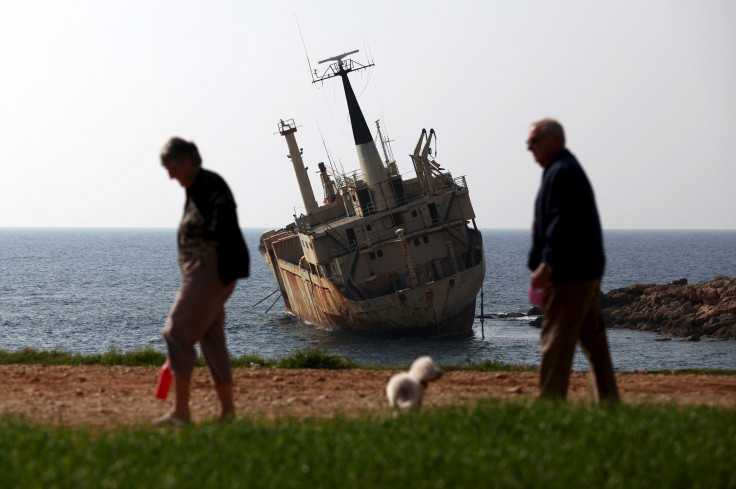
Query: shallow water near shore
1 228 735 370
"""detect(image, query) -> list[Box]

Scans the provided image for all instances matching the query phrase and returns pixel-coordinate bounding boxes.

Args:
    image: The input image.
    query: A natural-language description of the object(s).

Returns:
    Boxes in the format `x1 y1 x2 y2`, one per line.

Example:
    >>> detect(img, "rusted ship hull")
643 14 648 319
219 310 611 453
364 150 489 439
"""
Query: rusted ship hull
262 250 485 337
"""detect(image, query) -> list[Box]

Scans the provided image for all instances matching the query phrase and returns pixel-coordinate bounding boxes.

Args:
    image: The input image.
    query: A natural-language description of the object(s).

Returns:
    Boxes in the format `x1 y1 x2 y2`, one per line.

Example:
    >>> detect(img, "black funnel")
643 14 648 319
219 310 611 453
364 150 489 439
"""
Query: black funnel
340 72 373 146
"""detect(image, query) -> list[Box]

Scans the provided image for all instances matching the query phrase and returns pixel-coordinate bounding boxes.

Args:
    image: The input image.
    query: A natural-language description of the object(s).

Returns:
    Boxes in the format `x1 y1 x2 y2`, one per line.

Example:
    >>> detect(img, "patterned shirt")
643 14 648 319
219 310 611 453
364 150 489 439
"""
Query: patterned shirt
178 197 217 267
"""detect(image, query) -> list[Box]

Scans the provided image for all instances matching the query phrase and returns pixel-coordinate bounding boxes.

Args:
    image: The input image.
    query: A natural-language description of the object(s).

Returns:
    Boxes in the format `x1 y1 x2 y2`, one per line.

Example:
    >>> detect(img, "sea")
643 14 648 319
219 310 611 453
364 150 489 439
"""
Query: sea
1 228 735 371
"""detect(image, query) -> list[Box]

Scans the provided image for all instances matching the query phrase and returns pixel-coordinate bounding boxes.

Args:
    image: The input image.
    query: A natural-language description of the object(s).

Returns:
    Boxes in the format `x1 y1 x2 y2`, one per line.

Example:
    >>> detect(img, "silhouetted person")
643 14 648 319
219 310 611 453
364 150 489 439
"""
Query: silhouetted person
156 137 249 426
527 119 619 403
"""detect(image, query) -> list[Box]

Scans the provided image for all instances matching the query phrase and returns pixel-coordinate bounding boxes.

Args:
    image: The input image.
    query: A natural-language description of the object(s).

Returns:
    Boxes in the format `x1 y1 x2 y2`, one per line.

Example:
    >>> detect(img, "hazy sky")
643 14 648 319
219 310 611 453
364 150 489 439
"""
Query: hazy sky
1 1 734 229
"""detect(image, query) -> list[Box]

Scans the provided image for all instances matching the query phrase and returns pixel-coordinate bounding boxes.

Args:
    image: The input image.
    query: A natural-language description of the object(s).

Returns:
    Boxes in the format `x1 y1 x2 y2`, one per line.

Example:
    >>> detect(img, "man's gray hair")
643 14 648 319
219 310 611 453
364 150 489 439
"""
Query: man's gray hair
533 118 565 143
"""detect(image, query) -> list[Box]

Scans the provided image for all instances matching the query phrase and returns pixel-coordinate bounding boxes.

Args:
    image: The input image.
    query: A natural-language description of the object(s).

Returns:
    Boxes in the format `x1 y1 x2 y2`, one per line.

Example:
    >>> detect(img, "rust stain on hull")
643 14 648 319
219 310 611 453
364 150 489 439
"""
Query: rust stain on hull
266 253 483 337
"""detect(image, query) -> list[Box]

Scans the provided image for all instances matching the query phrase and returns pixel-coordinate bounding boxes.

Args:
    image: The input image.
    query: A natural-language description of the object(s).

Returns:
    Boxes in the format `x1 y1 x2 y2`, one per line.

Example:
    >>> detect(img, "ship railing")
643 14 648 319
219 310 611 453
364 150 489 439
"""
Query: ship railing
339 178 461 215
454 175 468 189
334 162 467 196
326 215 468 259
297 173 467 226
311 212 351 229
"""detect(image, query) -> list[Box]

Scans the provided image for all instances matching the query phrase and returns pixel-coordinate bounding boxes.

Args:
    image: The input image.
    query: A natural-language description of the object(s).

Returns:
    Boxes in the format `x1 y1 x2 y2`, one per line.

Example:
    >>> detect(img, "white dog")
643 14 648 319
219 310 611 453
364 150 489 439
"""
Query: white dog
386 356 443 412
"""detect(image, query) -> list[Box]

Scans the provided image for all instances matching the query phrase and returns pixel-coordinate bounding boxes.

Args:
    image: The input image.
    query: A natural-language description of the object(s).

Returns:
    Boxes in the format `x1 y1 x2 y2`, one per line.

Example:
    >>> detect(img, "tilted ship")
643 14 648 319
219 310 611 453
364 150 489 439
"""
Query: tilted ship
259 51 485 336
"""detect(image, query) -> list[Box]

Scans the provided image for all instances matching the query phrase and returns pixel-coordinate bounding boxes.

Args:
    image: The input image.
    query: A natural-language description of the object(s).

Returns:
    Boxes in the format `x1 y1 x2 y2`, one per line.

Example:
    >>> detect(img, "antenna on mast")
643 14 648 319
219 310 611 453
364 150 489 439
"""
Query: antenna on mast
361 32 375 65
313 49 374 84
315 120 339 178
375 119 395 165
296 17 317 83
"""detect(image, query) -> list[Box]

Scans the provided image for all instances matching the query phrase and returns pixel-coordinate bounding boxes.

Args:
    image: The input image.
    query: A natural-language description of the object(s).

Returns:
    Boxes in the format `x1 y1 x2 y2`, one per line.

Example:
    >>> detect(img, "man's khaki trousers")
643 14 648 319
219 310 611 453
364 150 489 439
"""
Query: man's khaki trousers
540 278 619 402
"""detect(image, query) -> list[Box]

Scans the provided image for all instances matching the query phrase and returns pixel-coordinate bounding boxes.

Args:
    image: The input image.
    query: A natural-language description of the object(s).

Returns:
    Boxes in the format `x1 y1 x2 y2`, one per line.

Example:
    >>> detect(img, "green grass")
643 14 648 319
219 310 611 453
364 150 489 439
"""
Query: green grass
1 348 734 487
1 401 734 488
0 347 167 366
272 346 357 369
0 347 534 372
3 347 735 375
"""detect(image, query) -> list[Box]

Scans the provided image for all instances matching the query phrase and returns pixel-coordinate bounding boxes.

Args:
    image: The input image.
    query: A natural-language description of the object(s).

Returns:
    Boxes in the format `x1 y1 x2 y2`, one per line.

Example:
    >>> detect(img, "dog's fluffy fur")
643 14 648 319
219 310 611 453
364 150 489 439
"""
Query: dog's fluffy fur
386 356 443 411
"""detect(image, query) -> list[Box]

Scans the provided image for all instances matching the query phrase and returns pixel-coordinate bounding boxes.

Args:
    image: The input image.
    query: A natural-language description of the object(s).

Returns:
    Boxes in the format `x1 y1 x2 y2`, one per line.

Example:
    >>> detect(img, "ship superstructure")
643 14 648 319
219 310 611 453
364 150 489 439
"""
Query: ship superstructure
259 51 485 336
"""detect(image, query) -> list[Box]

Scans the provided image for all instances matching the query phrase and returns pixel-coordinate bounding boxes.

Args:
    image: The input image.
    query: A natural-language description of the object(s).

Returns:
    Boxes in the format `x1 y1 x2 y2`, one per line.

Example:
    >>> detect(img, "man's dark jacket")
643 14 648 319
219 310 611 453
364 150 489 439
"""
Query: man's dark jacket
184 168 249 284
528 148 605 282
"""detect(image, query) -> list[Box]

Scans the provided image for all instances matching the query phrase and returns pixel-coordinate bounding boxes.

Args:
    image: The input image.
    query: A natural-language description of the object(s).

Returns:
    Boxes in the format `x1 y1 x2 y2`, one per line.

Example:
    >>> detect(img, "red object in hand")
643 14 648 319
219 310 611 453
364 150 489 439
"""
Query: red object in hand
529 286 545 306
154 359 172 400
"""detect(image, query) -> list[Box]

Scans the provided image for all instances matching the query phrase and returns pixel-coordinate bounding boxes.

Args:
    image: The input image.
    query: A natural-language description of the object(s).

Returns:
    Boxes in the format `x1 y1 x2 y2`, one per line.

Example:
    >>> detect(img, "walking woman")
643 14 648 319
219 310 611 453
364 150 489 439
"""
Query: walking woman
157 137 249 426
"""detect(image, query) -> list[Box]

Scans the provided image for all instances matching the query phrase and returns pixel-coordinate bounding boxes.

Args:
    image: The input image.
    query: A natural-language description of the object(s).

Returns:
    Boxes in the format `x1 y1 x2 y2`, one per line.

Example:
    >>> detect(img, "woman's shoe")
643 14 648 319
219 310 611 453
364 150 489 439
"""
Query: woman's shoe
154 413 190 427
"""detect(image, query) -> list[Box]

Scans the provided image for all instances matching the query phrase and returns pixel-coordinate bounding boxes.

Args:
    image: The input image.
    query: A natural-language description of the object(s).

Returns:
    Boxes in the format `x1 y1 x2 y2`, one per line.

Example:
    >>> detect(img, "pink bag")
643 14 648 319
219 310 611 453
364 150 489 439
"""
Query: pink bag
528 286 545 306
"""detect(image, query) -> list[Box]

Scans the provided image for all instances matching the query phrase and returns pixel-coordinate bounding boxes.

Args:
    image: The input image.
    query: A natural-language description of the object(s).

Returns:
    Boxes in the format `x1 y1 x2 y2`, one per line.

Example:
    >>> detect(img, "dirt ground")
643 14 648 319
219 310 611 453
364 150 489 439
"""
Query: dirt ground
1 365 735 428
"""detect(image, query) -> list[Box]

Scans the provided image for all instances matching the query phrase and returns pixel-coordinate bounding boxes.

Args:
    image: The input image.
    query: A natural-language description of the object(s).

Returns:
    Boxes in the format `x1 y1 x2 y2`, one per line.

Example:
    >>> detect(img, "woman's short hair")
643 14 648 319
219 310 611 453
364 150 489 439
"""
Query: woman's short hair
160 137 202 166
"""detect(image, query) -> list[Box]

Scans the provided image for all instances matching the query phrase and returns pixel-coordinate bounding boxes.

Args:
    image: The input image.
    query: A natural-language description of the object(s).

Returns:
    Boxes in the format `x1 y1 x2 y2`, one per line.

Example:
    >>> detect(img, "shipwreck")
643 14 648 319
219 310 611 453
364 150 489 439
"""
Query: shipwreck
259 50 485 336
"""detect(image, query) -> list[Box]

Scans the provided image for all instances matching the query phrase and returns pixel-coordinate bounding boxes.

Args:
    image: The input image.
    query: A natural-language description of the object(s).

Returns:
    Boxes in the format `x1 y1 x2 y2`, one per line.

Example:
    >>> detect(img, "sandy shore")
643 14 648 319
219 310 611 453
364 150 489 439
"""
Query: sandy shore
1 365 735 428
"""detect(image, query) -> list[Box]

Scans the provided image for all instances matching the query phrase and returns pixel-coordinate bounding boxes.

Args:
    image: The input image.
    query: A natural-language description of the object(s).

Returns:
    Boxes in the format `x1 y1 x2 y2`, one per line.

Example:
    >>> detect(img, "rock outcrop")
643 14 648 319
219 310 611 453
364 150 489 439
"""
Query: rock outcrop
600 276 736 339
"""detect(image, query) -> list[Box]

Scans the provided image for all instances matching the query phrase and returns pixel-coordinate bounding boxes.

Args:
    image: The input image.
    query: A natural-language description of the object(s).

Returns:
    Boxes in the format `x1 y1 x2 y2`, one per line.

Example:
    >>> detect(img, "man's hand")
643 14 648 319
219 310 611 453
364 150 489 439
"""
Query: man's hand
531 263 552 289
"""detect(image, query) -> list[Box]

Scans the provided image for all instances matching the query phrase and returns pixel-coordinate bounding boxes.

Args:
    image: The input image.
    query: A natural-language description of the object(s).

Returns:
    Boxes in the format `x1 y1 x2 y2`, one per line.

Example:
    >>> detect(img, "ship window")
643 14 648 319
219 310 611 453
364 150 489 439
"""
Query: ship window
413 238 420 246
423 236 429 244
389 273 403 292
366 224 372 231
346 228 357 246
428 203 440 225
432 259 444 279
391 212 403 226
369 252 376 260
377 250 383 257
357 188 374 215
414 266 424 284
440 257 453 276
403 274 412 288
411 210 418 218
425 263 435 282
391 178 407 205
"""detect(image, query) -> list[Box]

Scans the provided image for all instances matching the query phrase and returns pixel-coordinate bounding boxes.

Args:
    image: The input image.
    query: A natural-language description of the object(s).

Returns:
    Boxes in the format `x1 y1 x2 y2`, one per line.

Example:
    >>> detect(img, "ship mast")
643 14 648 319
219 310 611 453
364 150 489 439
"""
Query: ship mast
278 119 319 215
375 119 398 176
314 51 394 213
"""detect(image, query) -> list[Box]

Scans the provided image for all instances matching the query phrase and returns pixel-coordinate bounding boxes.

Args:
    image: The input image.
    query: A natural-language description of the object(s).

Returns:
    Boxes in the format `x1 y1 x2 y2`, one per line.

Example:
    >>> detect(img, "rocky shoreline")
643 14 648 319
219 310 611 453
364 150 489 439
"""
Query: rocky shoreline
483 276 736 340
600 276 736 340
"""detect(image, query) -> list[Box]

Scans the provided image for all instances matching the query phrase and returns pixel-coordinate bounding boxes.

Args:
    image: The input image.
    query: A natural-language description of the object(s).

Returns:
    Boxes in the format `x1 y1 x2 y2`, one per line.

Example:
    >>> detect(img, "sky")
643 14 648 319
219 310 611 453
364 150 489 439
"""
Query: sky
1 0 734 230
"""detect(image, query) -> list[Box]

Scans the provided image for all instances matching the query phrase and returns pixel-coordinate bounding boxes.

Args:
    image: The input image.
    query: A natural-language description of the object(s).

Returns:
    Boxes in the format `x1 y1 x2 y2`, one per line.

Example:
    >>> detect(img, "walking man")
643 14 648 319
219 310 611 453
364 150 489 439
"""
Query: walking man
527 118 619 402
